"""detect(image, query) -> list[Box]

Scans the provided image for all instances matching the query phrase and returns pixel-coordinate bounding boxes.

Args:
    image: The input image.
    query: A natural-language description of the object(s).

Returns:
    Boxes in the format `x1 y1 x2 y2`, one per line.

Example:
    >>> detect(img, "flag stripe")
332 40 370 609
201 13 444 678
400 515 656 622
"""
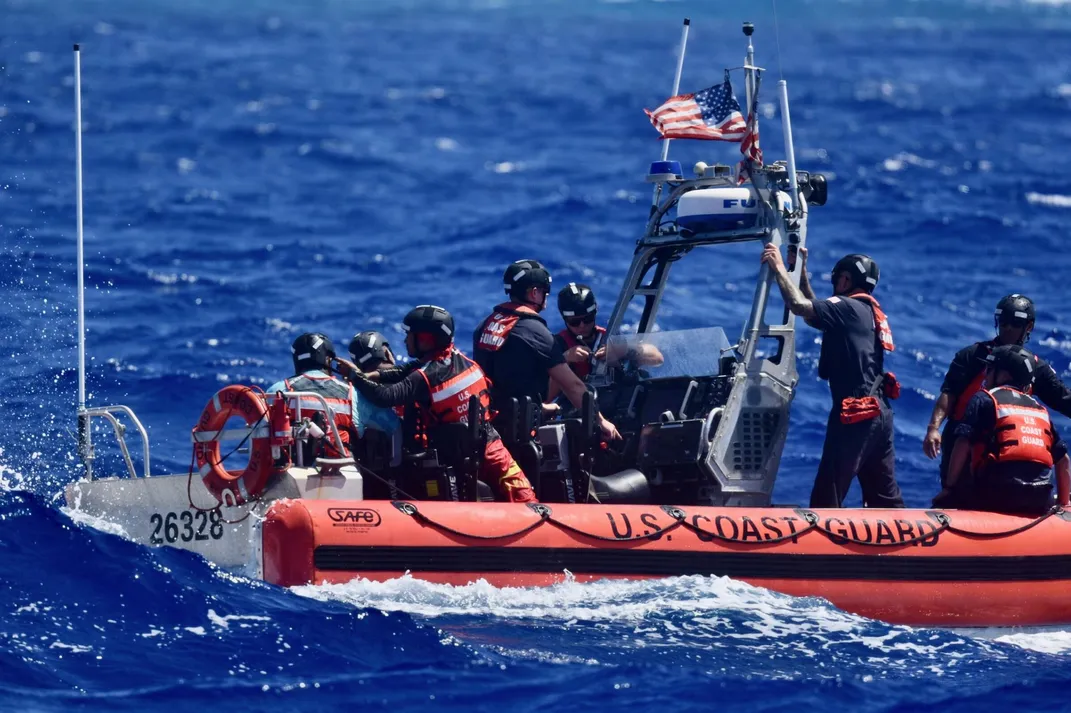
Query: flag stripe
645 78 748 142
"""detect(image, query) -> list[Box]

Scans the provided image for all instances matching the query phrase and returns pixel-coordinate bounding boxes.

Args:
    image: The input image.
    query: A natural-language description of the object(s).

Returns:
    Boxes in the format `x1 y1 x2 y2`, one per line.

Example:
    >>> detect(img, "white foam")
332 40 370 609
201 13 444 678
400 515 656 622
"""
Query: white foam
1026 192 1071 208
0 455 26 492
60 504 133 540
49 641 93 654
206 608 271 629
964 626 1071 655
294 572 827 622
293 574 1034 671
997 630 1071 654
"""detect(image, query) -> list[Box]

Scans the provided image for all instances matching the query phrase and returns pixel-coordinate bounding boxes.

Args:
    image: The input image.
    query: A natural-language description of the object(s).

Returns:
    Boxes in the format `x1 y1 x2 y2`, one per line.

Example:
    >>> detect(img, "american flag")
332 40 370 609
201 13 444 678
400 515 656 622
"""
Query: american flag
645 79 747 141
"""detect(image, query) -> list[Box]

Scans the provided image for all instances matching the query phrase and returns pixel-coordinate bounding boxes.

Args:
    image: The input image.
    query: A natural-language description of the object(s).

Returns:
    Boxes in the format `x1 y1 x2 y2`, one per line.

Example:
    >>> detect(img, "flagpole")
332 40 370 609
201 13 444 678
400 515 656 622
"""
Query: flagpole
778 80 801 210
660 18 689 163
743 22 755 123
650 18 690 214
74 43 93 479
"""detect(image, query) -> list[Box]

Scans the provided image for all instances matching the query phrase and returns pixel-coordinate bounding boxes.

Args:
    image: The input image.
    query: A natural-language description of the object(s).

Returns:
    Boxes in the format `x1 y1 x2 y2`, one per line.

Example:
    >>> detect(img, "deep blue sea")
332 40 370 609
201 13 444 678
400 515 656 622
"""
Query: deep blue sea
4 0 1071 709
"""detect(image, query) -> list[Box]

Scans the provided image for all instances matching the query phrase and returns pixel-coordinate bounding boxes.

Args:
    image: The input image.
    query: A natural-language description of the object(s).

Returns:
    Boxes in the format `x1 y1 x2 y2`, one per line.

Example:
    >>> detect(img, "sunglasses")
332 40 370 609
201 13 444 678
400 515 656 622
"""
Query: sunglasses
566 314 596 327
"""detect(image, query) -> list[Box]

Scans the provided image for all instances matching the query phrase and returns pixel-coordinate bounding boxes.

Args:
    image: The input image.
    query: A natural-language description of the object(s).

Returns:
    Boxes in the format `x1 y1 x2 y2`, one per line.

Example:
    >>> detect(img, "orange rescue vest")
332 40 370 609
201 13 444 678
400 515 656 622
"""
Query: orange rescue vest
847 291 894 352
282 372 355 456
414 348 493 426
973 386 1054 470
837 292 899 423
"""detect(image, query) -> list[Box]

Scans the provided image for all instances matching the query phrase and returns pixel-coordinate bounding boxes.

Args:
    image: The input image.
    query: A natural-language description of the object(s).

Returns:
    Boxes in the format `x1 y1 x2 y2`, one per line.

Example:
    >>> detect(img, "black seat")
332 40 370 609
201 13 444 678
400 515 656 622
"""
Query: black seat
351 428 393 471
492 396 541 493
540 391 603 503
588 469 651 504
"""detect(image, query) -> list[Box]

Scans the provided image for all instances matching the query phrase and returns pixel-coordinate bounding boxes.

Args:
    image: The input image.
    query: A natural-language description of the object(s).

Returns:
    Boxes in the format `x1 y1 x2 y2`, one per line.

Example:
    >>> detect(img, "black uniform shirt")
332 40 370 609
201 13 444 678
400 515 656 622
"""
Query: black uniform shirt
811 295 884 405
474 313 565 404
941 339 1071 420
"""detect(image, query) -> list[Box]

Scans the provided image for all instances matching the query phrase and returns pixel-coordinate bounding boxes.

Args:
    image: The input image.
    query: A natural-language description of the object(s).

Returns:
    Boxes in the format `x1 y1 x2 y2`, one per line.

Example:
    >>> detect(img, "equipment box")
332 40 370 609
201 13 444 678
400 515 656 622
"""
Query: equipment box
638 419 706 467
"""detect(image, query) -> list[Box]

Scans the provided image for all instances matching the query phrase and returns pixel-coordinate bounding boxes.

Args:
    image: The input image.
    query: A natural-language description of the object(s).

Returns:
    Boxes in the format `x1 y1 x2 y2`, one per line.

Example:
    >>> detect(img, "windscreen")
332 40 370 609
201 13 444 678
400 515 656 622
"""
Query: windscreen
603 326 731 379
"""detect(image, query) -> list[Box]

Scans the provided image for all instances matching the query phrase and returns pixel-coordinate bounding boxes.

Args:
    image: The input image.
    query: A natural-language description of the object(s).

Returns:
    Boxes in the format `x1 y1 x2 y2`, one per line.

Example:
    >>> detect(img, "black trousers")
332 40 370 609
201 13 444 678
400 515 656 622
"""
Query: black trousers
938 420 958 487
936 466 1054 515
810 404 904 508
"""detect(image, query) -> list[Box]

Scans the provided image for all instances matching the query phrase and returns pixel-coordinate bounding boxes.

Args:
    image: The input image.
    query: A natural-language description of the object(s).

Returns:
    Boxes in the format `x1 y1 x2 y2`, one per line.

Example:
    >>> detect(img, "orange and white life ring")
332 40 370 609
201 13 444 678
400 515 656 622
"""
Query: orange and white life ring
192 385 273 506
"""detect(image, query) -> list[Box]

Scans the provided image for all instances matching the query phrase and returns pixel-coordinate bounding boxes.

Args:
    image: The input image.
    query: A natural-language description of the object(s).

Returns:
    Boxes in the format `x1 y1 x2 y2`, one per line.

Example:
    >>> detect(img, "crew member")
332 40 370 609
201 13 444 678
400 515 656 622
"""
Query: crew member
548 282 664 403
347 330 396 374
343 305 537 503
923 294 1071 485
267 333 399 461
934 345 1071 514
761 245 904 508
554 283 606 379
473 260 620 441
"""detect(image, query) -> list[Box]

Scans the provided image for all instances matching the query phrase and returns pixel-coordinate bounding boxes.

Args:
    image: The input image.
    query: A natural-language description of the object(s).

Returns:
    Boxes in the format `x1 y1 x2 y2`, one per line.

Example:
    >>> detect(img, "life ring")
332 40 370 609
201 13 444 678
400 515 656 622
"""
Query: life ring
192 385 273 506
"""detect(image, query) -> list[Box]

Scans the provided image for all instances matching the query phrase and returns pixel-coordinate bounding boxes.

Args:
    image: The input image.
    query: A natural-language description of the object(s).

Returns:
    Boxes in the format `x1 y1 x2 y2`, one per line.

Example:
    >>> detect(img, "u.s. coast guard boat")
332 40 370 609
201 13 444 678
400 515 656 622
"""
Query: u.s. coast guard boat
63 27 1071 628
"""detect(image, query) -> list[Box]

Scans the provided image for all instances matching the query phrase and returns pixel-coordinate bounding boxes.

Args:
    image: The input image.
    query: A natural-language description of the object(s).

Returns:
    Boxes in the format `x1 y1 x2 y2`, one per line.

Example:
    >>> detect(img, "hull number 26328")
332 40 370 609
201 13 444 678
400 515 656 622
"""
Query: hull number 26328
149 510 224 544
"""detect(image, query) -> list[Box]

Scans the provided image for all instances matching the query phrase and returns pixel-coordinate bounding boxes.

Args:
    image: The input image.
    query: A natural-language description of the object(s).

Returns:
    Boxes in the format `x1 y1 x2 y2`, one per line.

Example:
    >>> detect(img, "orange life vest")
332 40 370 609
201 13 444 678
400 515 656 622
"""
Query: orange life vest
414 348 493 426
972 386 1054 471
557 325 606 379
474 302 541 353
836 292 899 423
847 291 894 352
281 371 355 456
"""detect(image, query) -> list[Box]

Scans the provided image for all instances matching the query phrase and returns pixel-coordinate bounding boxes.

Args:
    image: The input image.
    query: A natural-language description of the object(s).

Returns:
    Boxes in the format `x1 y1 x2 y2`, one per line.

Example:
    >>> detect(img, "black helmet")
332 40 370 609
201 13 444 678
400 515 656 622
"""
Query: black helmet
994 293 1035 335
348 330 391 369
558 283 597 318
986 344 1035 390
503 259 552 302
402 305 455 354
292 332 335 372
832 253 880 293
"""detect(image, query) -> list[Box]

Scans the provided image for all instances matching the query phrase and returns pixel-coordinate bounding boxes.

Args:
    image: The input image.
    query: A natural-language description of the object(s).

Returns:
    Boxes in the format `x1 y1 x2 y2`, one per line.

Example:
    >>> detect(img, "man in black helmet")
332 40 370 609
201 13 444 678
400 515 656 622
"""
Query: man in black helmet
554 283 607 380
347 330 396 374
935 345 1071 514
473 260 621 442
267 332 398 460
341 305 537 503
548 283 664 401
924 294 1071 487
762 245 904 508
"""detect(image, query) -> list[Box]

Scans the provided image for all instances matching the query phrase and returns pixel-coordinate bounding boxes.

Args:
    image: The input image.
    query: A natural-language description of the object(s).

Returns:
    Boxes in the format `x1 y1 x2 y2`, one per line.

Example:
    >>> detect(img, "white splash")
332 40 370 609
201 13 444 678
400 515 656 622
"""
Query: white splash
1026 192 1071 209
206 608 271 629
60 504 133 540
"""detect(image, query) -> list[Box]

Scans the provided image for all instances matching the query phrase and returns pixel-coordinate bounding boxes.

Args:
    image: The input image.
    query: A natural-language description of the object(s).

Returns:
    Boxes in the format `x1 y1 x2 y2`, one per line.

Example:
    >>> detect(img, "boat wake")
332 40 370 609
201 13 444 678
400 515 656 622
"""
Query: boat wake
295 572 1071 675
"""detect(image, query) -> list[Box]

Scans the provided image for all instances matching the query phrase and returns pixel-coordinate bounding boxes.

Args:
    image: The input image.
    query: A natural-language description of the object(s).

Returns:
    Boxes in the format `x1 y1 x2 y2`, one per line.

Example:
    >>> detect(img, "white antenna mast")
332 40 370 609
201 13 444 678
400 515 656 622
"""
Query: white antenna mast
74 44 92 478
649 18 690 214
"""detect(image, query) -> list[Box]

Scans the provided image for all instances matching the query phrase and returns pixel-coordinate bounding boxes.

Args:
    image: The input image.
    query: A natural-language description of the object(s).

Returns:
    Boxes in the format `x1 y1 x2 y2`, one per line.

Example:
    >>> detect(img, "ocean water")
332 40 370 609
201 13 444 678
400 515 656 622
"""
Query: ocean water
3 0 1071 709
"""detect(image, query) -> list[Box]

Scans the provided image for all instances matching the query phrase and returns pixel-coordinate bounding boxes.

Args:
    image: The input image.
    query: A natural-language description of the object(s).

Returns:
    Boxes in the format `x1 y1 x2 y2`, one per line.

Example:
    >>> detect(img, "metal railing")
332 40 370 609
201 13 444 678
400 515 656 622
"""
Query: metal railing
80 405 150 480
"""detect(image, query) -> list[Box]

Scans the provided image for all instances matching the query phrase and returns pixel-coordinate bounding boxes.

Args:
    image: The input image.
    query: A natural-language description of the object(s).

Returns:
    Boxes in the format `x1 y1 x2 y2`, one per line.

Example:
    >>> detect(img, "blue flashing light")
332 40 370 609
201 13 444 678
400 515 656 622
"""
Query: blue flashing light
648 160 683 179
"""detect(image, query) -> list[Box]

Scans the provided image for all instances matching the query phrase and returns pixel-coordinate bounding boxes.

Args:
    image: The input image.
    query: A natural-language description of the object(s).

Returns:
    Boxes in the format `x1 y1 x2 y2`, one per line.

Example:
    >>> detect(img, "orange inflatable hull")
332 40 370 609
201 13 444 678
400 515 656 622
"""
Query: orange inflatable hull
262 500 1071 627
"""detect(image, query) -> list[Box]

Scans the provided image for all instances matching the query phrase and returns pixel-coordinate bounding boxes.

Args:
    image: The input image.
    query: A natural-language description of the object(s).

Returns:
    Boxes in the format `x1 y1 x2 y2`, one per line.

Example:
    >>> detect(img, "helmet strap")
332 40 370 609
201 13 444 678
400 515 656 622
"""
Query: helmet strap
519 286 546 311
